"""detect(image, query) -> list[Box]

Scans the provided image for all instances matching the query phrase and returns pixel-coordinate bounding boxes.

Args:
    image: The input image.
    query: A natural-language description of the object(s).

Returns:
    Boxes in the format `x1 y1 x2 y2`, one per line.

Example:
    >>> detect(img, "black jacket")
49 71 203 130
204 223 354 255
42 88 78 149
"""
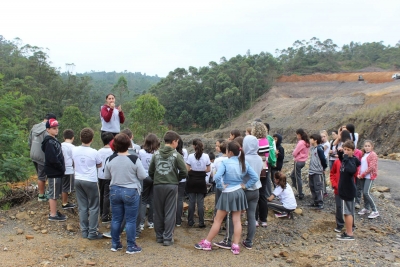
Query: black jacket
185 170 207 194
41 135 65 178
338 155 360 201
272 134 284 171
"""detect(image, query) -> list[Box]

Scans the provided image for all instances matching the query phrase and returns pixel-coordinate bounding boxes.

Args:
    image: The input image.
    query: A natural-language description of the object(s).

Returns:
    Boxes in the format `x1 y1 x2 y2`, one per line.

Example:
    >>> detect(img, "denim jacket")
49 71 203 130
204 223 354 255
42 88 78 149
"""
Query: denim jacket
214 156 258 190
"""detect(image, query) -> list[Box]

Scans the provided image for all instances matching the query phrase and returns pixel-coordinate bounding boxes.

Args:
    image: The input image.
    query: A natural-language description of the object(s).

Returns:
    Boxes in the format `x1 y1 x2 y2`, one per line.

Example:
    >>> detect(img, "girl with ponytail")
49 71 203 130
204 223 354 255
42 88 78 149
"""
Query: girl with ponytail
195 141 259 255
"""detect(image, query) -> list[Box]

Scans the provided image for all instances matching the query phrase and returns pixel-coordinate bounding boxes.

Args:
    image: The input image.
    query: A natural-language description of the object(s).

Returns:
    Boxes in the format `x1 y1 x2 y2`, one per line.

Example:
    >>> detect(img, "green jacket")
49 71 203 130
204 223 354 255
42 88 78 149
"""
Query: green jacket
148 145 188 185
267 135 277 167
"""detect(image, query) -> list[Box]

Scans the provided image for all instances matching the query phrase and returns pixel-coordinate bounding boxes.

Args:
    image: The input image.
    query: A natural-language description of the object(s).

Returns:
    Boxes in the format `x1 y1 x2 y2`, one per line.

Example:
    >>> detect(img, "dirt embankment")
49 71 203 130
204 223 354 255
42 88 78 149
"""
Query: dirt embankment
277 72 396 84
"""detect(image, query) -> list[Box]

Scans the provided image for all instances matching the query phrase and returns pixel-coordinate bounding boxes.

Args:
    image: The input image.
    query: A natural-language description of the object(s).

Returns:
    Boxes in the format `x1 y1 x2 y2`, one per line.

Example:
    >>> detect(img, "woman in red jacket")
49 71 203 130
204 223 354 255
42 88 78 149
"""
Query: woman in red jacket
357 140 379 219
100 94 125 136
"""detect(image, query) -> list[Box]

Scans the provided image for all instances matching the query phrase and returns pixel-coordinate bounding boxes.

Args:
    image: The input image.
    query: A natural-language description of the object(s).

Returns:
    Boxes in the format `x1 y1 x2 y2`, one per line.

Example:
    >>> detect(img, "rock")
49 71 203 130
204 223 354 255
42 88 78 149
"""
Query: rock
3 247 8 251
327 256 335 262
9 216 16 220
375 186 390 192
273 254 279 258
376 242 382 247
29 211 36 215
15 212 30 220
41 230 48 234
86 261 96 266
301 233 309 240
16 228 24 235
379 194 385 199
312 254 322 259
280 251 289 257
294 208 302 215
66 224 74 232
33 226 40 231
25 235 34 240
286 259 294 263
64 254 71 258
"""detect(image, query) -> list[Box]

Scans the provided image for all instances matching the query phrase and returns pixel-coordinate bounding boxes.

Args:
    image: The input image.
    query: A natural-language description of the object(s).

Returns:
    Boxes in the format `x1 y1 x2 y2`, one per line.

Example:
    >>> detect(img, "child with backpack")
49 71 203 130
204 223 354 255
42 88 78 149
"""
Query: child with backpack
308 134 327 209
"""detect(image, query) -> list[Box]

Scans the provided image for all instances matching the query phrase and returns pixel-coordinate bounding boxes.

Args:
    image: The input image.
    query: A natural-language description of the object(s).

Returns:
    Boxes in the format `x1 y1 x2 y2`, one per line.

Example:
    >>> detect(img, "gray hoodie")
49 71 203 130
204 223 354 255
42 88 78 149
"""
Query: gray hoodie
242 135 263 190
28 121 47 164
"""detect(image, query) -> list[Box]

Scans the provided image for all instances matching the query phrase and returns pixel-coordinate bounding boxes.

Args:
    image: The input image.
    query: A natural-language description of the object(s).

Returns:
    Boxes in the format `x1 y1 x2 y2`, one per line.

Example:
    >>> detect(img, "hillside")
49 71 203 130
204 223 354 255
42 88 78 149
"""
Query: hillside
200 73 400 154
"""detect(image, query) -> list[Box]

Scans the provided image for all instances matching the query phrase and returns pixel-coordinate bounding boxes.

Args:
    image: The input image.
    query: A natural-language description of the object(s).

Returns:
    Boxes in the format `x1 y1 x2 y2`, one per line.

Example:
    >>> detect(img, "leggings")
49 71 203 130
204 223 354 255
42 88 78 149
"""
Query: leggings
359 179 377 212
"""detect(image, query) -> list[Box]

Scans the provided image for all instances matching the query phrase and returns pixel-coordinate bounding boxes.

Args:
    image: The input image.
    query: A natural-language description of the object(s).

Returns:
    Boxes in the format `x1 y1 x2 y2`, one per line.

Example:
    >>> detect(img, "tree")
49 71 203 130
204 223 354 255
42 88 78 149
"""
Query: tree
59 106 88 145
130 94 168 140
112 76 129 102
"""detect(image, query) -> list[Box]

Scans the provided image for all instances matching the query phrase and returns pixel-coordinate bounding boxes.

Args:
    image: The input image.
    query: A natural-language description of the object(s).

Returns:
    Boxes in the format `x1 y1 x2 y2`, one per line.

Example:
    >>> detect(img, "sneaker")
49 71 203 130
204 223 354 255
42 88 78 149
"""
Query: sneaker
308 203 317 207
62 203 76 209
213 240 231 249
176 224 181 227
368 211 380 219
163 239 174 246
231 243 240 255
103 232 111 238
336 232 355 241
323 193 328 198
156 238 164 243
355 203 361 209
298 194 304 200
255 221 259 227
101 217 111 224
314 204 324 210
244 220 248 226
242 240 252 250
38 194 48 202
48 212 67 222
199 224 206 228
334 227 343 233
140 224 144 231
88 232 103 240
358 208 371 215
195 239 212 251
57 210 67 219
110 243 122 252
275 212 288 218
261 222 268 227
148 222 154 229
126 245 142 254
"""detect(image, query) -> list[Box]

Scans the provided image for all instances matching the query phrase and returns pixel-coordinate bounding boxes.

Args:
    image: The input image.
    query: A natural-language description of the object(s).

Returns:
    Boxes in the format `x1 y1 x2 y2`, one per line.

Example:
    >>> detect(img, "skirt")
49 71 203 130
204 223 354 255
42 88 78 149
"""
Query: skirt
216 189 248 212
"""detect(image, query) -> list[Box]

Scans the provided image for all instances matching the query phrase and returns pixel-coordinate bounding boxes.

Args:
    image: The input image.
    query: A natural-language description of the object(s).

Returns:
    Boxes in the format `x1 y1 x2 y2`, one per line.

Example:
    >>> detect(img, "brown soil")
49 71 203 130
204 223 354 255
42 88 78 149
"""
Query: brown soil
277 72 396 83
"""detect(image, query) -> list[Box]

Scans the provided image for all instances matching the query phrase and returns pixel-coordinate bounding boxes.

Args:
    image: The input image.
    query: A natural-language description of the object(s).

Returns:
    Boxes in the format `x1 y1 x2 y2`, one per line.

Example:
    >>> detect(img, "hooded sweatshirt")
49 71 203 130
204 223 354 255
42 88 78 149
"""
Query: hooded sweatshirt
309 144 327 175
148 145 188 185
292 140 310 162
338 155 360 201
41 135 65 178
272 134 284 171
29 121 47 164
242 135 262 191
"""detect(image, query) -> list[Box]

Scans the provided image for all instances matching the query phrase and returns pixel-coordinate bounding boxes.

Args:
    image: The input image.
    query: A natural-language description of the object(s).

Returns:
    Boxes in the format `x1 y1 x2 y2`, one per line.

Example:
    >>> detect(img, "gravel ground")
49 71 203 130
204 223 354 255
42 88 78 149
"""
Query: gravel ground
0 151 399 267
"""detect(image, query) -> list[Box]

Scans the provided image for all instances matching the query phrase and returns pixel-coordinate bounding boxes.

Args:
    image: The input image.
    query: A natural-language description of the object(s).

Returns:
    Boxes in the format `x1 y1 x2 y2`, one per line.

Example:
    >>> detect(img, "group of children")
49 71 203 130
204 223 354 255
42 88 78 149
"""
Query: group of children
290 124 379 241
30 113 378 255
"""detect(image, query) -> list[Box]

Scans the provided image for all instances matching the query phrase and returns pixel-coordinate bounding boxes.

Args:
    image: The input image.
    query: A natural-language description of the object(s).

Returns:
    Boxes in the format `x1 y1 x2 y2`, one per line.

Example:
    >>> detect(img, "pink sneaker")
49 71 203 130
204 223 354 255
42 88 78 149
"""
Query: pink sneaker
231 243 240 255
194 239 212 251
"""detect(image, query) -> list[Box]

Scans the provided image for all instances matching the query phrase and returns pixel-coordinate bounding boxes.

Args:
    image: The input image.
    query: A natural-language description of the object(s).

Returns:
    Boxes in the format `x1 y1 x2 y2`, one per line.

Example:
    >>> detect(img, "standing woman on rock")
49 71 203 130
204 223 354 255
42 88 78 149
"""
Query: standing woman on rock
100 94 125 136
290 129 310 200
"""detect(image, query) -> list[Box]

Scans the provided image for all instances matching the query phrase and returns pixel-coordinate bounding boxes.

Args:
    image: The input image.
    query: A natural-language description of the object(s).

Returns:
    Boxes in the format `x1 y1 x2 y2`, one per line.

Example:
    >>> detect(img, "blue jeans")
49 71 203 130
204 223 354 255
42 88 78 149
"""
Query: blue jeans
110 186 140 248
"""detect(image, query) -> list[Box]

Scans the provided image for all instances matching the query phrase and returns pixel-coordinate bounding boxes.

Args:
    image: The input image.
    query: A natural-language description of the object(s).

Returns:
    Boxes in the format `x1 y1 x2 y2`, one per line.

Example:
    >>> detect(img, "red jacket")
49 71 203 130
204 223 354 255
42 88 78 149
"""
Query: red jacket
359 151 378 180
330 159 360 195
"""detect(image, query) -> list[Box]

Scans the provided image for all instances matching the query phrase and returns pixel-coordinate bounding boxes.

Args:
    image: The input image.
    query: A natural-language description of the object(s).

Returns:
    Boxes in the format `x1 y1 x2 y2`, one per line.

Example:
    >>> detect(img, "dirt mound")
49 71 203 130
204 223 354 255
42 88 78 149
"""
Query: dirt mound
277 72 395 83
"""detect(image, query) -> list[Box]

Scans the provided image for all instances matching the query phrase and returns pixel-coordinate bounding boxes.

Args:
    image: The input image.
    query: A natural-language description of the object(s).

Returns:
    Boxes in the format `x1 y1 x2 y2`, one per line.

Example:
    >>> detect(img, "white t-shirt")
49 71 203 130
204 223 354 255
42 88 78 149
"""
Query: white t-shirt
214 156 228 172
131 141 141 154
72 146 102 182
180 148 188 183
138 149 155 176
97 147 114 179
272 183 297 210
186 153 211 172
206 162 215 184
360 153 371 179
322 141 330 160
62 142 75 175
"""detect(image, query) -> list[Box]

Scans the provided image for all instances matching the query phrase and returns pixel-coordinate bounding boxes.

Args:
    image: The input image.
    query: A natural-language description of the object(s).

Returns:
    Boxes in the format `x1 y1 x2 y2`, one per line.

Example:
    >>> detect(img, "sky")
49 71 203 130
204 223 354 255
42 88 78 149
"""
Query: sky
1 0 399 77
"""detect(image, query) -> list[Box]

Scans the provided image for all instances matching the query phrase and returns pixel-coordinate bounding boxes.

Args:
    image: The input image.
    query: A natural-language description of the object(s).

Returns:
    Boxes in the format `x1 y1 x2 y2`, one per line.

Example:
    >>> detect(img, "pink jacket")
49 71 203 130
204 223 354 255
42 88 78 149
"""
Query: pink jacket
292 140 310 162
359 151 378 180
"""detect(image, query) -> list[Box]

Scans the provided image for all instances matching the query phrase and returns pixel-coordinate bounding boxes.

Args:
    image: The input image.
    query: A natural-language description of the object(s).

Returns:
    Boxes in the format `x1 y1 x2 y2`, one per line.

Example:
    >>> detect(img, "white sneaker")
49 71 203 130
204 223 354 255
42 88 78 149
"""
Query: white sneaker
358 208 371 215
140 224 145 231
148 222 154 229
368 211 380 219
255 221 259 227
355 203 360 209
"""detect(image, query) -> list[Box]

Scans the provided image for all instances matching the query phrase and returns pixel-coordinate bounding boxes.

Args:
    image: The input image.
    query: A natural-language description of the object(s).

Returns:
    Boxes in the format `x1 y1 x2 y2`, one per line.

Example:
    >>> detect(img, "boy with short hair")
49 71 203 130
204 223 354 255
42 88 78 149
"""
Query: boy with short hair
308 134 327 209
148 131 188 246
72 128 103 239
121 128 141 153
61 129 76 209
337 140 360 241
97 131 115 224
41 119 66 221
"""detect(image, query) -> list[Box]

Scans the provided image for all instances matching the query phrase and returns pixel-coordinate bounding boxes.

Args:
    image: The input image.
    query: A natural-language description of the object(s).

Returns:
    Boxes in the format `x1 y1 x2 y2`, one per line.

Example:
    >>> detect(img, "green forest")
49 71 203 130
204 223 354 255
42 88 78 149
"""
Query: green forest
1 35 400 183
